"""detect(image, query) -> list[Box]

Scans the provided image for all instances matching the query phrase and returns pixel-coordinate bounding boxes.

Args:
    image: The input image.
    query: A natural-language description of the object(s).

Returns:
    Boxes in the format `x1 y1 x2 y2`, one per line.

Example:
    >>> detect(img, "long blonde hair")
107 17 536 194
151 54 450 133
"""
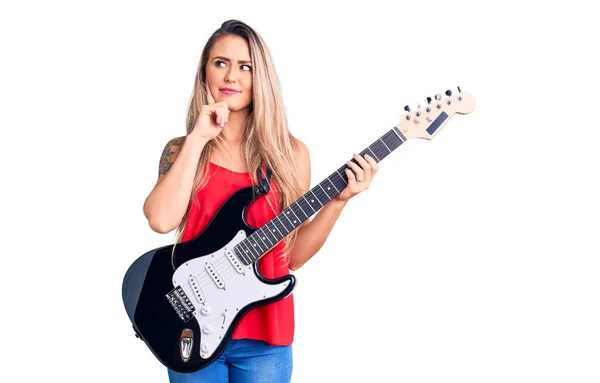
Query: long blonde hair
174 19 304 260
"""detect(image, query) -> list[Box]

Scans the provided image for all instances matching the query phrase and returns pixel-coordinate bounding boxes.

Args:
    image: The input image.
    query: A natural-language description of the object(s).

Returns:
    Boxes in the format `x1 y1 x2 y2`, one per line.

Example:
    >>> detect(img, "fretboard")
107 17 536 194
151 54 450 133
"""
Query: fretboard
234 126 407 265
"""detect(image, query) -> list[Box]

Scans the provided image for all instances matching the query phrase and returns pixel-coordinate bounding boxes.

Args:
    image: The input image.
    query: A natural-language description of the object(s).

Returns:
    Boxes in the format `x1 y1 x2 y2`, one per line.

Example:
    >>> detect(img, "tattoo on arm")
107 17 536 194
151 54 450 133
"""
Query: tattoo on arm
159 137 185 176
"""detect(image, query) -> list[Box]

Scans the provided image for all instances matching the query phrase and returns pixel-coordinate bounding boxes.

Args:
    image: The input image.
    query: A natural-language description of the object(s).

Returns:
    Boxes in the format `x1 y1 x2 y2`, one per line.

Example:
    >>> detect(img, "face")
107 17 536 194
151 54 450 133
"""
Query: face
205 35 253 112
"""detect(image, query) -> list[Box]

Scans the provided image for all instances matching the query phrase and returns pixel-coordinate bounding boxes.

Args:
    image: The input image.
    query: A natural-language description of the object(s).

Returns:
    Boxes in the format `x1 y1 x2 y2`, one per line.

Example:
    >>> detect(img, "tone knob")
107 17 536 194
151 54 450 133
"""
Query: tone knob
435 93 442 101
200 305 212 316
426 96 432 104
201 343 211 353
404 105 411 112
202 324 214 334
445 89 452 96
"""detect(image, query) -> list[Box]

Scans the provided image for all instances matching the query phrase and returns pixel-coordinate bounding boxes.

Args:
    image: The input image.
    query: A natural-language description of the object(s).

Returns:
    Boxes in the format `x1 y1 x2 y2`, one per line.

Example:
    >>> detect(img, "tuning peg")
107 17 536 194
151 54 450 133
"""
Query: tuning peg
445 89 452 97
404 105 411 112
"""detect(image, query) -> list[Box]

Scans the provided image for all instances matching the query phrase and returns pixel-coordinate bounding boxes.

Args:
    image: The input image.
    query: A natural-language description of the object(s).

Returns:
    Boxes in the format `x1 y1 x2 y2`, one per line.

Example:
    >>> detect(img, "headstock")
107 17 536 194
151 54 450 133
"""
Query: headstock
397 87 475 140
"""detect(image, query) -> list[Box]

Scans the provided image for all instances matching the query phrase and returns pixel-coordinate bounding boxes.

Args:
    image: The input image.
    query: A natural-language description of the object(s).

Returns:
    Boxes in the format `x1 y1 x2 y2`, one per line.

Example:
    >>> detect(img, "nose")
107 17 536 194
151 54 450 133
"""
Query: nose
225 67 238 84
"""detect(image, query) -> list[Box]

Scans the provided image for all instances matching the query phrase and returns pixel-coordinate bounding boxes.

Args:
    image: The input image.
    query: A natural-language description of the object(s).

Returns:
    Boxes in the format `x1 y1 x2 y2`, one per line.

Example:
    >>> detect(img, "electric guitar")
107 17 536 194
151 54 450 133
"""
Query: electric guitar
122 88 476 373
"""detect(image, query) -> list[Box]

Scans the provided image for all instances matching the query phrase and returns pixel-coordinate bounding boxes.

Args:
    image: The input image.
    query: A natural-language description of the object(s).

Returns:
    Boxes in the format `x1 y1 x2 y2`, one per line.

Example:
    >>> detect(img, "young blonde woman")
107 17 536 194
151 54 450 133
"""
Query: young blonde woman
143 19 379 383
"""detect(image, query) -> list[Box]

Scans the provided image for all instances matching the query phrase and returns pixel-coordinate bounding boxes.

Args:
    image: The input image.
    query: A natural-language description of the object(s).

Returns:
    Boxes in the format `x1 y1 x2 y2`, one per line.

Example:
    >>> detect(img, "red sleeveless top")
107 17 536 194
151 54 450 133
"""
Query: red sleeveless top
181 161 295 345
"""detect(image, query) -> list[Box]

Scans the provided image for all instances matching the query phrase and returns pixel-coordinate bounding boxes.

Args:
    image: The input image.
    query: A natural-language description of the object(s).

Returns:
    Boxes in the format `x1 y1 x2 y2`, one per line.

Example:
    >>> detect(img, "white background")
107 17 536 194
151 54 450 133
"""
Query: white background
1 0 599 382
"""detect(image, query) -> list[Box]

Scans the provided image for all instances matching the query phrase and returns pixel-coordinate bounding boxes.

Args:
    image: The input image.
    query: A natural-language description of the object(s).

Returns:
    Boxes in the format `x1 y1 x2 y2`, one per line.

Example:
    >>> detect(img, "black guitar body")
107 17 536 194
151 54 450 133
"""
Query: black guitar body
122 186 296 373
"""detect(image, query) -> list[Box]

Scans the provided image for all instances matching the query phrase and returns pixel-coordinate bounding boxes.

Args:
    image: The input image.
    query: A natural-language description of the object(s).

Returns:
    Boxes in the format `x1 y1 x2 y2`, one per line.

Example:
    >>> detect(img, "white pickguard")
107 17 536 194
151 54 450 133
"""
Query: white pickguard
171 230 291 360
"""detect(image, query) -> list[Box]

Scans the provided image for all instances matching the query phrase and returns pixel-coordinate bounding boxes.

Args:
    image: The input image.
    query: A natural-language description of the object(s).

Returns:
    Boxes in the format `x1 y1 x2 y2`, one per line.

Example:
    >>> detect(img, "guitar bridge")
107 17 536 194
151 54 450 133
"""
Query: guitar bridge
166 286 195 323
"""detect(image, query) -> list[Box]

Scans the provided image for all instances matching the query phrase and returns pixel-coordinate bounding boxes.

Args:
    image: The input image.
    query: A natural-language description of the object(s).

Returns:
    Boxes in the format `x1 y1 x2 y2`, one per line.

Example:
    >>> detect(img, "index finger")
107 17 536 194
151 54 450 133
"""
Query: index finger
205 81 216 105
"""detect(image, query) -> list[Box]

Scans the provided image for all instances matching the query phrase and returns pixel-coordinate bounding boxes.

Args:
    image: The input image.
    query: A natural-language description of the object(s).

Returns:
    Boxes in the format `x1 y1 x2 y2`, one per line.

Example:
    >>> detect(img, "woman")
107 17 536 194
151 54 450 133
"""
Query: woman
143 19 379 383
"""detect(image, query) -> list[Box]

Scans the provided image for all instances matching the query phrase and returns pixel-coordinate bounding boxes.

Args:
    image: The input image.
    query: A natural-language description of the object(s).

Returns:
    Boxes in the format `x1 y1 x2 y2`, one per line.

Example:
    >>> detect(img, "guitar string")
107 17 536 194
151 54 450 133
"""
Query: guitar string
177 133 404 299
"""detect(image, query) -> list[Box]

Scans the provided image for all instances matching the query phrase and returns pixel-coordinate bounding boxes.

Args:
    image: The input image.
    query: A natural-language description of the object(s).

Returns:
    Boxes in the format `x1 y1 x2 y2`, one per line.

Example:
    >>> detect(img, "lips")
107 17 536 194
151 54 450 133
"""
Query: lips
220 88 240 95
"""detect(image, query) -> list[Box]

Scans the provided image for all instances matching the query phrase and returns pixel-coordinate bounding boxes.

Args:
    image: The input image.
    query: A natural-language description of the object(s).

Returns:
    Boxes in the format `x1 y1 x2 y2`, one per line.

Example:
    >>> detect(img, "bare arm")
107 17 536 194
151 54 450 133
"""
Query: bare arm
286 141 349 270
287 142 378 270
143 134 208 233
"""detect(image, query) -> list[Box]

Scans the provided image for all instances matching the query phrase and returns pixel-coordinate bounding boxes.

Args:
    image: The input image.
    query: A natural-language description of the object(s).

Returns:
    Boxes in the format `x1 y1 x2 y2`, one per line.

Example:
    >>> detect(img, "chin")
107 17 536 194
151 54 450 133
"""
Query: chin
226 103 252 112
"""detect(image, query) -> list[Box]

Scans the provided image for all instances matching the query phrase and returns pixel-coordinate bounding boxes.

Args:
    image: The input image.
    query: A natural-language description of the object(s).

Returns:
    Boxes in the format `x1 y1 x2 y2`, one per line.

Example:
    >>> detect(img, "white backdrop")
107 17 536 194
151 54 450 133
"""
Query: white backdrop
2 0 599 382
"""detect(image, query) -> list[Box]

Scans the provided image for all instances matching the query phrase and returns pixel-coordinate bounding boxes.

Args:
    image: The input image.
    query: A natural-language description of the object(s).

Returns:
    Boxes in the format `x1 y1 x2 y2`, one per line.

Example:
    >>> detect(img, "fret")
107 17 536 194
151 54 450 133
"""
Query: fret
378 138 392 154
370 140 388 159
296 198 311 218
265 226 278 245
288 206 302 225
302 195 316 214
282 208 295 227
271 220 285 239
272 215 287 235
330 169 348 190
392 126 406 142
318 181 337 200
236 243 252 264
242 239 260 260
366 146 380 161
264 220 283 243
257 227 274 247
252 231 269 250
249 237 266 255
310 190 326 207
325 177 340 193
274 213 291 232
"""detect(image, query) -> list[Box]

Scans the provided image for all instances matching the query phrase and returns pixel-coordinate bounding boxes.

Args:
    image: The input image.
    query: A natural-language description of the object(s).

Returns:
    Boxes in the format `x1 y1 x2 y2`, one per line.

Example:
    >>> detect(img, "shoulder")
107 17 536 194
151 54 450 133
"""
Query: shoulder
291 137 310 164
162 136 186 155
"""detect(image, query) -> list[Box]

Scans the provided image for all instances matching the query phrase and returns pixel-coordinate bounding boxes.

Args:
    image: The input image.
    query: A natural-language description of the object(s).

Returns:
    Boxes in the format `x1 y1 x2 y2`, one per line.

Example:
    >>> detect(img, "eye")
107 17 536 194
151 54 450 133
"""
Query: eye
215 60 252 71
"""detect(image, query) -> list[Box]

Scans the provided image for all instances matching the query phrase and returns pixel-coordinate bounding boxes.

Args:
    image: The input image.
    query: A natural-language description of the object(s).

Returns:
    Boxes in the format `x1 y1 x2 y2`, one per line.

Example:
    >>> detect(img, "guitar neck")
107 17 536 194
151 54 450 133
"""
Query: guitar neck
234 126 407 265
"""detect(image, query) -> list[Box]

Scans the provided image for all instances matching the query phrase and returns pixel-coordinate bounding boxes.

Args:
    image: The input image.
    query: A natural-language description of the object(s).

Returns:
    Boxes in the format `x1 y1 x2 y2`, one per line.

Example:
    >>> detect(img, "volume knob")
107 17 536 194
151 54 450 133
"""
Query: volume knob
200 305 212 316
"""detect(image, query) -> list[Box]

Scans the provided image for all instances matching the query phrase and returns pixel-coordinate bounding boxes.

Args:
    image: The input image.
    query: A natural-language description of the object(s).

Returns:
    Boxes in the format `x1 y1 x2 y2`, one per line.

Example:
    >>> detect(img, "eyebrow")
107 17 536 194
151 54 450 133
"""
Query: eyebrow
213 56 252 64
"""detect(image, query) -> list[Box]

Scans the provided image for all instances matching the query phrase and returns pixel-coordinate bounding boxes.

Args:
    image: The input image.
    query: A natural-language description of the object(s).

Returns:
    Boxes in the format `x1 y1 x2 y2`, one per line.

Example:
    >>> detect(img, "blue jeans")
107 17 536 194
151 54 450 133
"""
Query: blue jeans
167 339 293 383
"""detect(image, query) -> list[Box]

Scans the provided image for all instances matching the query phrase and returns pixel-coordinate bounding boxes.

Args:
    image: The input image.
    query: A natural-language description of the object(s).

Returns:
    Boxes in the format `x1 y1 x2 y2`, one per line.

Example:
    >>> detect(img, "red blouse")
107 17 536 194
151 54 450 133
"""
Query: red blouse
181 161 295 345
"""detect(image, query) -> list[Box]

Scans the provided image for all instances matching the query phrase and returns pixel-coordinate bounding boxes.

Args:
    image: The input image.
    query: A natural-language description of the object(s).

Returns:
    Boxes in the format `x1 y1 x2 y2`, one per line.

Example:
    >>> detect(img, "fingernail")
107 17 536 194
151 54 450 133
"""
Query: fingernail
364 154 370 158
353 152 358 156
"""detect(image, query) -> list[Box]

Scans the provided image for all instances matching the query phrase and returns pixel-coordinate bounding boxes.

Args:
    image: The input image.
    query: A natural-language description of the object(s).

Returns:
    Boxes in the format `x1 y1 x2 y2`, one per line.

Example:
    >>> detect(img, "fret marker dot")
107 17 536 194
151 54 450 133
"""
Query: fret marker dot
253 244 256 247
262 237 265 240
327 187 330 190
311 200 314 202
293 220 297 223
273 229 276 232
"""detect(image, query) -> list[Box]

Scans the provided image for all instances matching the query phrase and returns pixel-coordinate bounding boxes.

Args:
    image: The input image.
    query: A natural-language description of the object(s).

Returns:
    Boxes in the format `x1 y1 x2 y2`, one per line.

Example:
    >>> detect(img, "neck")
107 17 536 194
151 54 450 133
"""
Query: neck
223 108 250 146
233 125 408 265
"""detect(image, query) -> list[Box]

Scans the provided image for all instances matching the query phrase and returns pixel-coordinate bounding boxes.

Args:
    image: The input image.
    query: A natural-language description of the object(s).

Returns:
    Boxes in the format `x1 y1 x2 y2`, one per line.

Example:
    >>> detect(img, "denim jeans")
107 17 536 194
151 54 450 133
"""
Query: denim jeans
167 339 293 383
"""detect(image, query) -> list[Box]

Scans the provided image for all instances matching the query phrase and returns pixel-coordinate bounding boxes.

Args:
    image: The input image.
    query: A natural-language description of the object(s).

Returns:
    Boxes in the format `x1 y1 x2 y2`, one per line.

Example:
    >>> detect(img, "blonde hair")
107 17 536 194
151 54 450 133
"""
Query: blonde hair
174 19 304 261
